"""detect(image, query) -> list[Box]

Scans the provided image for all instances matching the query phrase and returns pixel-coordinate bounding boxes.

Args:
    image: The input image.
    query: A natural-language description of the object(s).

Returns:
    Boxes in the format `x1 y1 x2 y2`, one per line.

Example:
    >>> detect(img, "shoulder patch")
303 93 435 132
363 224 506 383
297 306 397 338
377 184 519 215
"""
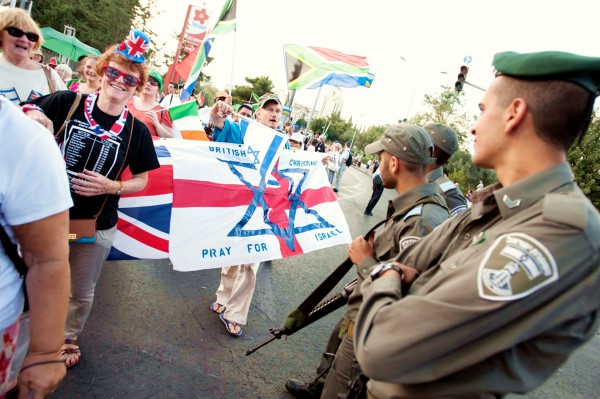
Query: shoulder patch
403 205 423 221
438 180 456 193
477 233 558 301
450 205 467 216
400 235 420 251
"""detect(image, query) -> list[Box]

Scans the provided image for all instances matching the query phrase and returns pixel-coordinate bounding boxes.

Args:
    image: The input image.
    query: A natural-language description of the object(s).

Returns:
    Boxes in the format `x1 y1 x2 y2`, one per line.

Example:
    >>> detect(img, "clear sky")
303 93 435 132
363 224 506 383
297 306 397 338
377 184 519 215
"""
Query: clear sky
148 0 600 127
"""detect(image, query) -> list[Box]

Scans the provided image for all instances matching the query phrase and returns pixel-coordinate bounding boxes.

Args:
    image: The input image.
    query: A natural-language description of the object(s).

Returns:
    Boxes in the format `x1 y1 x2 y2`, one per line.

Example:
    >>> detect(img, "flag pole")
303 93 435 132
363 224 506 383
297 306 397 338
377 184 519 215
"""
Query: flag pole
227 28 237 96
305 85 322 134
169 4 192 85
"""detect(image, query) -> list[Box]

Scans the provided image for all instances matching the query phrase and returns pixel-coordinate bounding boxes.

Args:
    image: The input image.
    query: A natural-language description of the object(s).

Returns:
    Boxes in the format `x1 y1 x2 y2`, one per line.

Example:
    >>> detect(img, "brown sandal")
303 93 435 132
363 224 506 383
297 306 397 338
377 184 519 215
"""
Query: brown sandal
60 338 81 368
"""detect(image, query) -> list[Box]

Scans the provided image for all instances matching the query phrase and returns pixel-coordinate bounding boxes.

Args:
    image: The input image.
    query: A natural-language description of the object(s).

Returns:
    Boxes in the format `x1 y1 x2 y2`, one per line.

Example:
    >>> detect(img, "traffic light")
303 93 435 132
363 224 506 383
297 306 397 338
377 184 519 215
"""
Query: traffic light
455 65 469 92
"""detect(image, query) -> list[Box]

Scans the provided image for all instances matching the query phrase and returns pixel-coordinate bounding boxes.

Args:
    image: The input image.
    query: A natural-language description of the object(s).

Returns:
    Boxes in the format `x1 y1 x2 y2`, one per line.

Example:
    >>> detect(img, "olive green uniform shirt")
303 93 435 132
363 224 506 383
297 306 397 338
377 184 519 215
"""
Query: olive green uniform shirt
428 166 468 217
354 162 600 399
346 182 450 322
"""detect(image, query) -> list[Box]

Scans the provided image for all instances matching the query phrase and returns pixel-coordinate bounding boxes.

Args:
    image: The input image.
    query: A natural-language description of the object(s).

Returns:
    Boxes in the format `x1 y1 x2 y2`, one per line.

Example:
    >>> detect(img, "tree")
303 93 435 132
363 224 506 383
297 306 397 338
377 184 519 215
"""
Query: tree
410 85 473 149
32 0 141 54
230 76 274 105
568 111 600 210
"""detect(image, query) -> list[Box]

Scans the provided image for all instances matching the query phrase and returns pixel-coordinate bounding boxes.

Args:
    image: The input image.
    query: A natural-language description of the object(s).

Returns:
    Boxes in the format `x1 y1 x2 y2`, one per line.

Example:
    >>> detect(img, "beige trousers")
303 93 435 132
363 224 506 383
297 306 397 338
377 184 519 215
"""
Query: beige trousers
215 262 260 325
64 226 116 339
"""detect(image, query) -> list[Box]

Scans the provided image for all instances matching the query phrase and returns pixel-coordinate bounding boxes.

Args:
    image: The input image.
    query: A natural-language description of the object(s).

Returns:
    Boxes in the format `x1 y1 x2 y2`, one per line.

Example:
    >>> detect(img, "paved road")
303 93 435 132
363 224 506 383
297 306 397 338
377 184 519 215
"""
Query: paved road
50 166 599 399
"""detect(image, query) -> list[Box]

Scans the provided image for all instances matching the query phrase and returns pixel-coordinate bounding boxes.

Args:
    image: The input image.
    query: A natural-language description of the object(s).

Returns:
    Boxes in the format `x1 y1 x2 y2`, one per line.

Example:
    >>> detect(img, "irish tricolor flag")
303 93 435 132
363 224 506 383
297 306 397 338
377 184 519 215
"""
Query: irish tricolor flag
168 101 208 141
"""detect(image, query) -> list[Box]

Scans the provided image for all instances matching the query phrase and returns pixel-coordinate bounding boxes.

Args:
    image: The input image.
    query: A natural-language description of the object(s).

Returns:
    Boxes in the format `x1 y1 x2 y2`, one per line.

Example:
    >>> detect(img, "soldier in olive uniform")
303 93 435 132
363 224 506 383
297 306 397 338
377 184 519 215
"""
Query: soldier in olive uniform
353 51 600 399
423 123 468 216
287 125 451 398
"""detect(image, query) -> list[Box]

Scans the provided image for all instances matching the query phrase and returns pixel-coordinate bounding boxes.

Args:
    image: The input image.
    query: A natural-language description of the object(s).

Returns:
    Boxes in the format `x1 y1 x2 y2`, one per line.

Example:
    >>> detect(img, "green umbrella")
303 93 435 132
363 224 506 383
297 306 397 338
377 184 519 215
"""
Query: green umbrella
40 27 101 61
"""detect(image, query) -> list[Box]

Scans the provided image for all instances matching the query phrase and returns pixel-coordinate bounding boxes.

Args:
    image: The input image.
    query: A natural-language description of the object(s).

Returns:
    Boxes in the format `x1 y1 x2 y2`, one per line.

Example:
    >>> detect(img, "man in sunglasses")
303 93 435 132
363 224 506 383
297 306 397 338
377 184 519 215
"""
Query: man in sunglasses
0 8 66 105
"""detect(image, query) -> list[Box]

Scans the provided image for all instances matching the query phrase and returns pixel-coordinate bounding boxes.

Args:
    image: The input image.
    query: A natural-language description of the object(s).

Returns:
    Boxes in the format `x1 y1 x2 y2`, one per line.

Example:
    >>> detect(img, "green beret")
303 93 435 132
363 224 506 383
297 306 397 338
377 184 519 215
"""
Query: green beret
493 51 600 95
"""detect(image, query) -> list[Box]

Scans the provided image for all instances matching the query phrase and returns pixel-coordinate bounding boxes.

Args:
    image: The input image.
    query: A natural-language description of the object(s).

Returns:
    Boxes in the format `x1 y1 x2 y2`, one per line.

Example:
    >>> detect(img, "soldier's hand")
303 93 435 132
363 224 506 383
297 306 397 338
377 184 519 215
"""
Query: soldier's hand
348 233 375 265
380 262 419 283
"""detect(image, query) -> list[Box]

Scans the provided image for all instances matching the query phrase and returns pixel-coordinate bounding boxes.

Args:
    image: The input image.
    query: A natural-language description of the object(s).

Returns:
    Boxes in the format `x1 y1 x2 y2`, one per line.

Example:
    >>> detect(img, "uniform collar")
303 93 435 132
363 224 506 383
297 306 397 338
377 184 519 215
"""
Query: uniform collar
427 166 444 182
387 182 440 218
470 162 574 220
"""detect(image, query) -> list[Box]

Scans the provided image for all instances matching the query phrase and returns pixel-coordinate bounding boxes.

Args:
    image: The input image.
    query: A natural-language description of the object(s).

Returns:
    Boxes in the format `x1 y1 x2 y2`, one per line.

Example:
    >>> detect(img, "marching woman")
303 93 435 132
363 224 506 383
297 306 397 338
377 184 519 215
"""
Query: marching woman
22 30 160 368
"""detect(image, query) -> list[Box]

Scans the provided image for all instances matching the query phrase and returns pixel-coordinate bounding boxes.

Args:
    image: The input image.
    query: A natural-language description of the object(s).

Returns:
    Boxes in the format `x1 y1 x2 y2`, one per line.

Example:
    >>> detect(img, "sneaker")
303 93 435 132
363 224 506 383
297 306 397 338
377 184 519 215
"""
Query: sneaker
364 210 373 216
285 379 323 399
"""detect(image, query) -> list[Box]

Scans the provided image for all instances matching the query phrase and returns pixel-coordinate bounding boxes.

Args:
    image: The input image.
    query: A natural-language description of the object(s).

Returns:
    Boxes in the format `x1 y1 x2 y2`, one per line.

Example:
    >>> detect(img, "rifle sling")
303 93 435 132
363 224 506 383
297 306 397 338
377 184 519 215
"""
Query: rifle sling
296 195 447 316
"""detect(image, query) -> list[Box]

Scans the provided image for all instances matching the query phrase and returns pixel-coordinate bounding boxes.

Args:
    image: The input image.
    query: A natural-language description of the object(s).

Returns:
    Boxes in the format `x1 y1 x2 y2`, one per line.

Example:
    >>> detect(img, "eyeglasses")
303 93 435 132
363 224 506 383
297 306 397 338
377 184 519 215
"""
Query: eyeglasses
216 96 227 101
4 26 39 43
103 66 140 87
148 77 160 87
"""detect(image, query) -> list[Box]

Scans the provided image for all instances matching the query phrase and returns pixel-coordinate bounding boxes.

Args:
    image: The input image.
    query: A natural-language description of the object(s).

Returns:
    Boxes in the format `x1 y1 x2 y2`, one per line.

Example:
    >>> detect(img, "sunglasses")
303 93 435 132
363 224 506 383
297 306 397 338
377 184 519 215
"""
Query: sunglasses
4 26 39 42
148 77 160 87
103 65 140 87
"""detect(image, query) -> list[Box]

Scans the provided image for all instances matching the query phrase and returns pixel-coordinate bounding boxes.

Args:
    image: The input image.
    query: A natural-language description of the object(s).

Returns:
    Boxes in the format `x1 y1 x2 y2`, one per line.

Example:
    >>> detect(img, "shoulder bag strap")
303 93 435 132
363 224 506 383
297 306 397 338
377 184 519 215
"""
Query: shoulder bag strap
92 115 135 219
55 93 82 142
42 65 56 94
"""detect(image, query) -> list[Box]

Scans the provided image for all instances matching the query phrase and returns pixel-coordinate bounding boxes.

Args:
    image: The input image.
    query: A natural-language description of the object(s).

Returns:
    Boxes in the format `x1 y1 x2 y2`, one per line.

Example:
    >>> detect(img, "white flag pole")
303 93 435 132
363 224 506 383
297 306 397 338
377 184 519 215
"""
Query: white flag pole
305 85 323 134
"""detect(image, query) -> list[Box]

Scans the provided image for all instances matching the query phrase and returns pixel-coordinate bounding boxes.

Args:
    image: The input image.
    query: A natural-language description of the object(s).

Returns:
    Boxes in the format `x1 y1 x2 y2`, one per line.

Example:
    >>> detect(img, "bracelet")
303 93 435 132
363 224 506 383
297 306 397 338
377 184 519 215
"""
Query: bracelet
20 359 64 372
115 180 124 195
21 104 44 114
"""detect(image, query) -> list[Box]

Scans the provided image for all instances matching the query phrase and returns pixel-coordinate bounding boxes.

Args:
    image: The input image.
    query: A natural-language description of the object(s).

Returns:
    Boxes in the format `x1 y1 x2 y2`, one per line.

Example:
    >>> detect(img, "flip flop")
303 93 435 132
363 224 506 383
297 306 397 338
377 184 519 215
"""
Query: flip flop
219 312 243 337
209 301 226 315
60 338 81 368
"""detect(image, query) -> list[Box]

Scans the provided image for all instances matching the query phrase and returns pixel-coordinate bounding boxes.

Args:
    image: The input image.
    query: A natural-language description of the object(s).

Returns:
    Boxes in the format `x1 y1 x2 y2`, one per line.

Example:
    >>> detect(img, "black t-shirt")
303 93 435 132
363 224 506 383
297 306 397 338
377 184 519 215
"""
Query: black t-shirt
27 90 160 229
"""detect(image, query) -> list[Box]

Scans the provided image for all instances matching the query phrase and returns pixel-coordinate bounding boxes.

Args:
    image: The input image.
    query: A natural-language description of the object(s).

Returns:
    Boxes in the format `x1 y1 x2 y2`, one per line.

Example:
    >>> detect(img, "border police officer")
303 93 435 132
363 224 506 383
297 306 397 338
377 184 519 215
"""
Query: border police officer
353 51 600 399
423 123 469 216
287 125 451 398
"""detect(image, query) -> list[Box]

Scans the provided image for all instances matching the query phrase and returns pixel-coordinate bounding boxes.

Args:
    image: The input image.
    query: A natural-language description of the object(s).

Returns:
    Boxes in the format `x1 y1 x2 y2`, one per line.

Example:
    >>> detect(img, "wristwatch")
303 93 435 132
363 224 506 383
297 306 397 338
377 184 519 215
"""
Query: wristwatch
370 262 403 280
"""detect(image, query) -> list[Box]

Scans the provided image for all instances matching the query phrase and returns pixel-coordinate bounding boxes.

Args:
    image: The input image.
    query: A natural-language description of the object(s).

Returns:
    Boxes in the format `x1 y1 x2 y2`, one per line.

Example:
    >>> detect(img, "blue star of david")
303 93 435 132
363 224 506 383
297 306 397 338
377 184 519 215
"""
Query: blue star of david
247 145 260 165
219 160 335 251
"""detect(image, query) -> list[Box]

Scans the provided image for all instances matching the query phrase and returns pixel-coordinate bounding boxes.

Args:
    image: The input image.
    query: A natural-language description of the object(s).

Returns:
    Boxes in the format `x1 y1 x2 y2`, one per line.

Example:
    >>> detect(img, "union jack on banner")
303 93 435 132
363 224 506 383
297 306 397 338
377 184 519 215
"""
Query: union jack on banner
108 144 172 260
108 121 351 270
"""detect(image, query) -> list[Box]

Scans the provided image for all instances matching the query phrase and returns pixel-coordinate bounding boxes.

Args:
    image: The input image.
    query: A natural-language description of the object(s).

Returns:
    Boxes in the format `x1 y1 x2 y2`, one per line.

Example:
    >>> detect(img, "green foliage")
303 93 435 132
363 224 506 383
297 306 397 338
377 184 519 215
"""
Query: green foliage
410 85 474 149
568 111 600 209
32 0 141 54
445 150 497 192
296 118 308 128
353 125 388 155
229 76 274 106
310 111 354 143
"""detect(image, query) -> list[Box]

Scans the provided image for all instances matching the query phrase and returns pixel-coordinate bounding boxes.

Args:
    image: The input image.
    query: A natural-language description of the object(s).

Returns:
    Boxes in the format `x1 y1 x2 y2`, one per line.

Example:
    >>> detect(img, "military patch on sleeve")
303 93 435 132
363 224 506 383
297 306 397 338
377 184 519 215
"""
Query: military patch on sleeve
400 236 420 252
477 233 558 301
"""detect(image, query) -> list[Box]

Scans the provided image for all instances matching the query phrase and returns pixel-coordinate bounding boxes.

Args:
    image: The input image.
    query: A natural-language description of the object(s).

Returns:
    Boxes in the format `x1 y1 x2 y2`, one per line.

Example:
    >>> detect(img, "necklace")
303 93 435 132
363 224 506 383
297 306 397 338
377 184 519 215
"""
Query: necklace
84 91 128 139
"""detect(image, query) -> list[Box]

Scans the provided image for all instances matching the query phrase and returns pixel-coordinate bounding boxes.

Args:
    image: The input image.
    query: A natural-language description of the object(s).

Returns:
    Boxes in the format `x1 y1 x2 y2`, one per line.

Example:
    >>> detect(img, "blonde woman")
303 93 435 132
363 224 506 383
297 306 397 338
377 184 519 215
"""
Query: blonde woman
69 56 100 94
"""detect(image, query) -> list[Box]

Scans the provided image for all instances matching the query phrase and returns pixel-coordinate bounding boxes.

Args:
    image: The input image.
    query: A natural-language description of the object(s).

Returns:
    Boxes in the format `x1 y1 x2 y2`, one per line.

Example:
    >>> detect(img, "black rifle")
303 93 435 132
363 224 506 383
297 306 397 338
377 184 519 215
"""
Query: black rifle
246 278 357 356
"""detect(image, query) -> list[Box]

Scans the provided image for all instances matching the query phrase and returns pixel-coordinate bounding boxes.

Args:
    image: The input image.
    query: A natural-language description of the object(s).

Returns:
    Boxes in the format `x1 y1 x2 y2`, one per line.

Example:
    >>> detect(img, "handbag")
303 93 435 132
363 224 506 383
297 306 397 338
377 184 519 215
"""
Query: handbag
327 161 340 173
69 219 97 244
327 154 340 173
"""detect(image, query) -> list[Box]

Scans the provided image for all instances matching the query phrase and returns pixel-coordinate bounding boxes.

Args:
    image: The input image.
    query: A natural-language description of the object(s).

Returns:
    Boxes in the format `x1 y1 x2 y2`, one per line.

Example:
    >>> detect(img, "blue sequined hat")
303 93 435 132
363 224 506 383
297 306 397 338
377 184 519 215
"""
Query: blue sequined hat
115 29 150 63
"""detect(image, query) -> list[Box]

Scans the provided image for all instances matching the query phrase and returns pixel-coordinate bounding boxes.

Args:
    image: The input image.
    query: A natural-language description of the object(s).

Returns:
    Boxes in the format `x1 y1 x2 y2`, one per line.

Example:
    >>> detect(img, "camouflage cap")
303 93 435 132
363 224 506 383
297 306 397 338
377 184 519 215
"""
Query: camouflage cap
493 51 600 95
423 123 458 156
365 124 436 165
256 93 282 109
